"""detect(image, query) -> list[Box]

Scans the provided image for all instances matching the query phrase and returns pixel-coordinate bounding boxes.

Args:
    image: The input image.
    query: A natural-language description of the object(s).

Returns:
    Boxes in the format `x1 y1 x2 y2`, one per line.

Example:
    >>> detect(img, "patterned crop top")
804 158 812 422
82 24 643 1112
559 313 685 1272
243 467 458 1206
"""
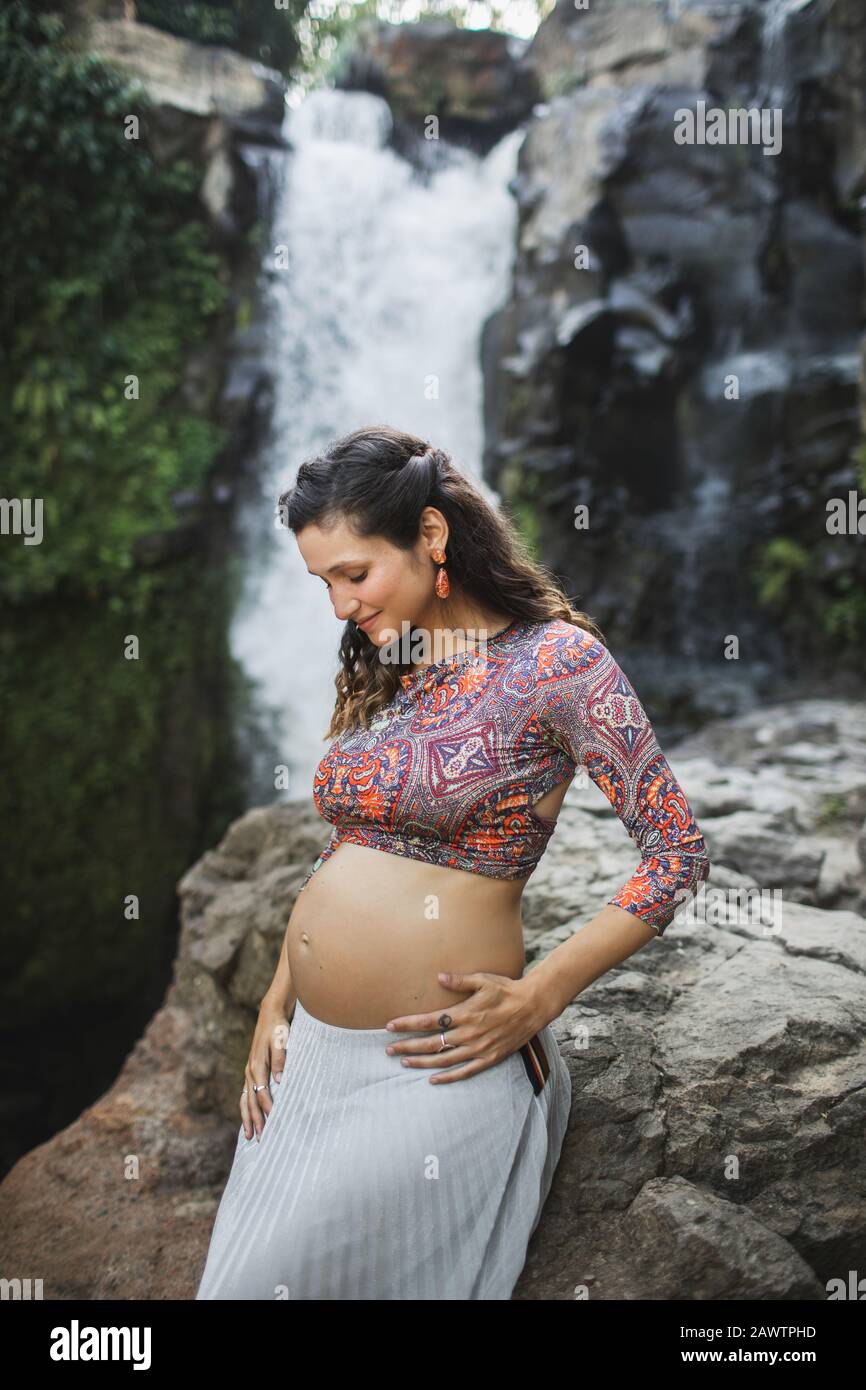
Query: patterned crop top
300 617 710 936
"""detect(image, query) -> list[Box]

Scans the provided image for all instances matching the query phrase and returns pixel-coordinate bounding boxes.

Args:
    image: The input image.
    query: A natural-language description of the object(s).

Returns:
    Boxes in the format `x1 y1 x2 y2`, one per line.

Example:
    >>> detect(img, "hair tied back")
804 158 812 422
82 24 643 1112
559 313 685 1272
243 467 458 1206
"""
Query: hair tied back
407 447 433 470
400 446 437 497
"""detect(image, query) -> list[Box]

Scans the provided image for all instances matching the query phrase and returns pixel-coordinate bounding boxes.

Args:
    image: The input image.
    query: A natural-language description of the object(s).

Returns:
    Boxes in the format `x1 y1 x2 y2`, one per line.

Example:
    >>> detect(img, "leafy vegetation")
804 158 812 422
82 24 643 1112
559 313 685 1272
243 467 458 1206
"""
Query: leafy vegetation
0 3 244 1030
0 3 230 603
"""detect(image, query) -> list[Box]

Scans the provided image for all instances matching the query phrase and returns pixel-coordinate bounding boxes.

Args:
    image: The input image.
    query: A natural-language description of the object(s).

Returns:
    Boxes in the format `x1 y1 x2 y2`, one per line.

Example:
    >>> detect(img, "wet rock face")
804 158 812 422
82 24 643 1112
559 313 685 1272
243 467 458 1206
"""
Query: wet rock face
81 15 288 236
483 0 866 678
334 17 541 150
0 697 863 1299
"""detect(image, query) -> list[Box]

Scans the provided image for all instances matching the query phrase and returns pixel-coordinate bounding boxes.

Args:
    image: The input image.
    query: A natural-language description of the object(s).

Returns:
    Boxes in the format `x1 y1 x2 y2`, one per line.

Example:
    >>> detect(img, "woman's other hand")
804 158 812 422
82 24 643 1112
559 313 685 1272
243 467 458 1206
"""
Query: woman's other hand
383 971 547 1084
240 995 291 1140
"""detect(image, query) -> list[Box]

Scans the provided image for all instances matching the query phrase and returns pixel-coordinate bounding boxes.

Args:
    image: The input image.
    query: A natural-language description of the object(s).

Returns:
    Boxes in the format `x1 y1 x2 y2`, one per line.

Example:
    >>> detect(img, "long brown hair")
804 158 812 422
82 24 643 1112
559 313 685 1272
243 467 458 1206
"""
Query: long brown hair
278 425 605 738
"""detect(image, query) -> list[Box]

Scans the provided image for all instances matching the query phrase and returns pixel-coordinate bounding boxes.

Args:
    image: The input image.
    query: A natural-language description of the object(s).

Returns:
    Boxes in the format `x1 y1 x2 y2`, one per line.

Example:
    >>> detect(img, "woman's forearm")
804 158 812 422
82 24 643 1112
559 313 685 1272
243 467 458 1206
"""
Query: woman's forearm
523 903 658 1023
262 919 298 1016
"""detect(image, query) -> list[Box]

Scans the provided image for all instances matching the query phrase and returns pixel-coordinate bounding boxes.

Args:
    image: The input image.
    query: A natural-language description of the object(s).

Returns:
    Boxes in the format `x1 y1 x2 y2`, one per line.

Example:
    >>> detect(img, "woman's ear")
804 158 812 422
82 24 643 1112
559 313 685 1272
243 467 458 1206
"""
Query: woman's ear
418 505 448 552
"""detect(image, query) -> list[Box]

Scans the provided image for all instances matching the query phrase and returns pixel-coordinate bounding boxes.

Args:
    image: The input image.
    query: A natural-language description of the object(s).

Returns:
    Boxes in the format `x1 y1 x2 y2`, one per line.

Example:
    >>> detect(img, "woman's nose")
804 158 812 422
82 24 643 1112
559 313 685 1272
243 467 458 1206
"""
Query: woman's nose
332 598 360 622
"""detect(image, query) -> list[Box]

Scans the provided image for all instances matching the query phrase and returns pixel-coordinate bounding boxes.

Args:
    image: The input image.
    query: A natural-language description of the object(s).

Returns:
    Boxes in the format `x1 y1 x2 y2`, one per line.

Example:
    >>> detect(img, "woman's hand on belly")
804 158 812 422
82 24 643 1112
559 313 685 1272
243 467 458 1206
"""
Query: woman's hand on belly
383 969 550 1085
286 843 528 1029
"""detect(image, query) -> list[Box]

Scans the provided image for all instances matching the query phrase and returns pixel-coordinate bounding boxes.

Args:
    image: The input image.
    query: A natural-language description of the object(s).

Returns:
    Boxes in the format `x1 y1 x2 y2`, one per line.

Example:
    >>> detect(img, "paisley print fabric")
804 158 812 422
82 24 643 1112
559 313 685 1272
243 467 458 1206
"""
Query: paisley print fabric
300 618 710 936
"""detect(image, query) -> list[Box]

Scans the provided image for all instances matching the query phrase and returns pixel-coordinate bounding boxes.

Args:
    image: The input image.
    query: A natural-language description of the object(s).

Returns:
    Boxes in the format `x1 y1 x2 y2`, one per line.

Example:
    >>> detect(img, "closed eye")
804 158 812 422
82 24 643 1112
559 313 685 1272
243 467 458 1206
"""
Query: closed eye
321 572 367 588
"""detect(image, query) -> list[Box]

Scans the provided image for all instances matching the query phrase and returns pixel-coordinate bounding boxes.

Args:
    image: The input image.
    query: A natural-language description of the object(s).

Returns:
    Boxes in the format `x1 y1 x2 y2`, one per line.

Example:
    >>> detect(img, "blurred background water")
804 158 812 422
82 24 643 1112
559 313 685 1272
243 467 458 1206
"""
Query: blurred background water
231 88 522 801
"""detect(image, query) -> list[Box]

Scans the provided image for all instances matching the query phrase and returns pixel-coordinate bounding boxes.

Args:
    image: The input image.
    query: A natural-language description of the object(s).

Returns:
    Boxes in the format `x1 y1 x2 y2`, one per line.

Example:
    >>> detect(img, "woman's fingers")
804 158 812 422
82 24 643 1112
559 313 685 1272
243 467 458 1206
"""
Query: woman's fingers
399 1042 478 1069
239 1088 254 1142
387 1029 469 1058
237 1014 290 1139
244 1061 271 1139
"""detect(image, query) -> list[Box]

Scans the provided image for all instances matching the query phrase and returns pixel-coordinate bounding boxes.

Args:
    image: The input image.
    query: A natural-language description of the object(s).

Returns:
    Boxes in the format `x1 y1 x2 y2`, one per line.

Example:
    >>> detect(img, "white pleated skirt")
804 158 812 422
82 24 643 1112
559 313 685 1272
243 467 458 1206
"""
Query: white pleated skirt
195 997 572 1300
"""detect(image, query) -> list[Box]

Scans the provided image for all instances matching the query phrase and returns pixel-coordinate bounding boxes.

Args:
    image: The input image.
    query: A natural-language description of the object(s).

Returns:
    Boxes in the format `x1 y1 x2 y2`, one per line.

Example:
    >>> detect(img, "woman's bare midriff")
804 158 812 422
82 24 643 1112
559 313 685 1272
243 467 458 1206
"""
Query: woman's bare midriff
286 776 573 1028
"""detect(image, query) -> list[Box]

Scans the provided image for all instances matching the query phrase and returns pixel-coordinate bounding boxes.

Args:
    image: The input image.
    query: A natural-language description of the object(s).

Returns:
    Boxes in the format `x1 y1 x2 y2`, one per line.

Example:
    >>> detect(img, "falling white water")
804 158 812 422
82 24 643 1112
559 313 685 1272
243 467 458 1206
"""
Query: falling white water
229 87 524 804
758 0 812 103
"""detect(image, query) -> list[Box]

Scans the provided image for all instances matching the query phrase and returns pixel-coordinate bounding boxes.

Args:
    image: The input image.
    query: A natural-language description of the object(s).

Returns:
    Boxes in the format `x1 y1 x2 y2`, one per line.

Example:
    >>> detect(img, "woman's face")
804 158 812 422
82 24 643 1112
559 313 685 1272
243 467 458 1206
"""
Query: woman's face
296 518 436 647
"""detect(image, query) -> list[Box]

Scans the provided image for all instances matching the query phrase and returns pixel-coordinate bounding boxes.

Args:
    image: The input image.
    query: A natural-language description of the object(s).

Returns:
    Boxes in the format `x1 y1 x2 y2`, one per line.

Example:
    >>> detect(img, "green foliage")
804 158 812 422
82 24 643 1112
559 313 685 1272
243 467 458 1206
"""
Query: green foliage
0 2 230 603
0 559 246 1021
0 1 252 1125
0 0 244 1013
511 497 542 560
235 296 253 333
136 0 308 76
821 575 866 645
816 792 851 828
307 0 378 90
498 459 542 559
543 67 588 101
753 536 866 649
753 537 813 608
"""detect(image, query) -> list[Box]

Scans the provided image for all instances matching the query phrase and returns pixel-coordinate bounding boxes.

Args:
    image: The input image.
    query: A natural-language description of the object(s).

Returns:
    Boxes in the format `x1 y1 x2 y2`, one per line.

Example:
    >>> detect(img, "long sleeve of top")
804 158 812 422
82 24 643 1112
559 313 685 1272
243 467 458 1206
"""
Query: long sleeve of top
533 627 710 935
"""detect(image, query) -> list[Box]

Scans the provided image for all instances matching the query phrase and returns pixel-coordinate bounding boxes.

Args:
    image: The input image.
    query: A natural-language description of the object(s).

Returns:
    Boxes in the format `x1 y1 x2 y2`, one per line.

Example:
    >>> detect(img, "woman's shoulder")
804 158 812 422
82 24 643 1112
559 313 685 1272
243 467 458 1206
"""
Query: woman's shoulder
517 615 609 675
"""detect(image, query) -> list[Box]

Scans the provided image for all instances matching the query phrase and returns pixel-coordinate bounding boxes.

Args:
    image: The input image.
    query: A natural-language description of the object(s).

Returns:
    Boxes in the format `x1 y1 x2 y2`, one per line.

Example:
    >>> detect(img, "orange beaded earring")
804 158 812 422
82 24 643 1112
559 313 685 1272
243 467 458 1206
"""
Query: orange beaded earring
431 548 450 599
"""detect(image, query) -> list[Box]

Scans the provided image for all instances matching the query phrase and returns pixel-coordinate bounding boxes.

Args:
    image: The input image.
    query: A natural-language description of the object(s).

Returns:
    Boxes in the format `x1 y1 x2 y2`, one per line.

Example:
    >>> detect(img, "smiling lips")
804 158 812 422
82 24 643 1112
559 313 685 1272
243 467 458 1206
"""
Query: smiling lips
357 611 382 631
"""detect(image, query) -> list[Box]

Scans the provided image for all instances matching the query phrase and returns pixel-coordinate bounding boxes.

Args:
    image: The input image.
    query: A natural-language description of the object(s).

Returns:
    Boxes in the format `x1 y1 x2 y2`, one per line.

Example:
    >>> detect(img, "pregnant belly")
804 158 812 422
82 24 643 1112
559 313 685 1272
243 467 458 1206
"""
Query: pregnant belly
286 842 529 1028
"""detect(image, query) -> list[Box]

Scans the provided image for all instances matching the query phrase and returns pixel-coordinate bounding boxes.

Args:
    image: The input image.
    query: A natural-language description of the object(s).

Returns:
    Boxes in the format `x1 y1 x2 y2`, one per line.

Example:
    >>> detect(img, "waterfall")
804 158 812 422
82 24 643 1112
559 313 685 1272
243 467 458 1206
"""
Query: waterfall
229 87 523 805
758 0 813 103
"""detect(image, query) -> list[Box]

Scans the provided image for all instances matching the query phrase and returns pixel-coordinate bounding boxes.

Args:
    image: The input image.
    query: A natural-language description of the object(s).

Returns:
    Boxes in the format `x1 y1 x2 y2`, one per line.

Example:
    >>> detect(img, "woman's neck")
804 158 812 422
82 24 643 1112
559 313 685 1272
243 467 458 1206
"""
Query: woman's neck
409 601 515 669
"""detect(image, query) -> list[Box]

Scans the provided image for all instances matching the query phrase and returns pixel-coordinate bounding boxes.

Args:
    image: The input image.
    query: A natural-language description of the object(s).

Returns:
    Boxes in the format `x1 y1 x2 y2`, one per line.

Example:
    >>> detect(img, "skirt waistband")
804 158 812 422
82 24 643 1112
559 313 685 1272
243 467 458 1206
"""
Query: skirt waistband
291 997 442 1048
287 998 561 1098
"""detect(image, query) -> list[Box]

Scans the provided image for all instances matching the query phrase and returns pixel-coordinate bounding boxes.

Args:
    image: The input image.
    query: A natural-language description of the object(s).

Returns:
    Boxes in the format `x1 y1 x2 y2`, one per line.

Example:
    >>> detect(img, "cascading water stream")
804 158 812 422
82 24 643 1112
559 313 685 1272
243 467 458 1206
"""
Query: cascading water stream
229 87 524 804
758 0 813 105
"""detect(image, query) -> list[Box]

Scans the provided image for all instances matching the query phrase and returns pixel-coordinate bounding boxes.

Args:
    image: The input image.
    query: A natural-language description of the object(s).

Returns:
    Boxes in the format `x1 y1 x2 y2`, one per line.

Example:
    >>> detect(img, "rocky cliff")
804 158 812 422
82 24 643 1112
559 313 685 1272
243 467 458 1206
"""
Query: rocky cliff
80 8 288 477
334 16 539 154
480 0 866 684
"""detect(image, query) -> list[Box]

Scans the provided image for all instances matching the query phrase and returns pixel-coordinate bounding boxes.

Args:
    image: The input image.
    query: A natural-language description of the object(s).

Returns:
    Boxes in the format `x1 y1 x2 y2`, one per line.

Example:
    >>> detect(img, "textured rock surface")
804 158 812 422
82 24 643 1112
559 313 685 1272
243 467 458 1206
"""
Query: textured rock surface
83 16 285 123
82 16 288 238
335 17 539 149
1 699 863 1300
482 0 866 682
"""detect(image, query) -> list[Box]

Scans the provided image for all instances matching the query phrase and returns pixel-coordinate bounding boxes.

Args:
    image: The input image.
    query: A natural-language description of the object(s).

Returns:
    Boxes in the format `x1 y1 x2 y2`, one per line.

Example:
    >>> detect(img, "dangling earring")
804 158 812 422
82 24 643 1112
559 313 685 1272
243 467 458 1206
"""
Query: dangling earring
431 547 450 599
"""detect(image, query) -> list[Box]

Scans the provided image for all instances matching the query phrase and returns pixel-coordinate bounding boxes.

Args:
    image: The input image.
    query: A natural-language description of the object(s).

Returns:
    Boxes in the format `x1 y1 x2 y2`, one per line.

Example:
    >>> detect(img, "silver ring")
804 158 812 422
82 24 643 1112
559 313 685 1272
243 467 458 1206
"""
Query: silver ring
253 1082 269 1093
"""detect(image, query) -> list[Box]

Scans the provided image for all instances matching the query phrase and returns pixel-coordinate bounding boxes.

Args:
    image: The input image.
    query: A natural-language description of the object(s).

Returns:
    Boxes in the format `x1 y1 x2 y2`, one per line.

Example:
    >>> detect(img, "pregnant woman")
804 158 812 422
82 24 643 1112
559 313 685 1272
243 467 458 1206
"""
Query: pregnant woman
195 424 711 1301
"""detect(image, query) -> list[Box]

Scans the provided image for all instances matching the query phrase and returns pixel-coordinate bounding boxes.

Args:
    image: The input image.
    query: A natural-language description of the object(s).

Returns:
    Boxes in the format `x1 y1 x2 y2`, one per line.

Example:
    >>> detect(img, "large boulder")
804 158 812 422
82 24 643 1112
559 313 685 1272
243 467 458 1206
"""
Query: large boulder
82 16 288 233
335 18 540 150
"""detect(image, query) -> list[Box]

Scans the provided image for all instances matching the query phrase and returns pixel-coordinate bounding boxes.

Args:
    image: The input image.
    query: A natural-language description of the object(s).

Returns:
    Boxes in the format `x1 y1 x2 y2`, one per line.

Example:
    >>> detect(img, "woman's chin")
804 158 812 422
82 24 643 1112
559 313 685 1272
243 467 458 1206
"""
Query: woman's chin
369 622 407 662
363 614 392 643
